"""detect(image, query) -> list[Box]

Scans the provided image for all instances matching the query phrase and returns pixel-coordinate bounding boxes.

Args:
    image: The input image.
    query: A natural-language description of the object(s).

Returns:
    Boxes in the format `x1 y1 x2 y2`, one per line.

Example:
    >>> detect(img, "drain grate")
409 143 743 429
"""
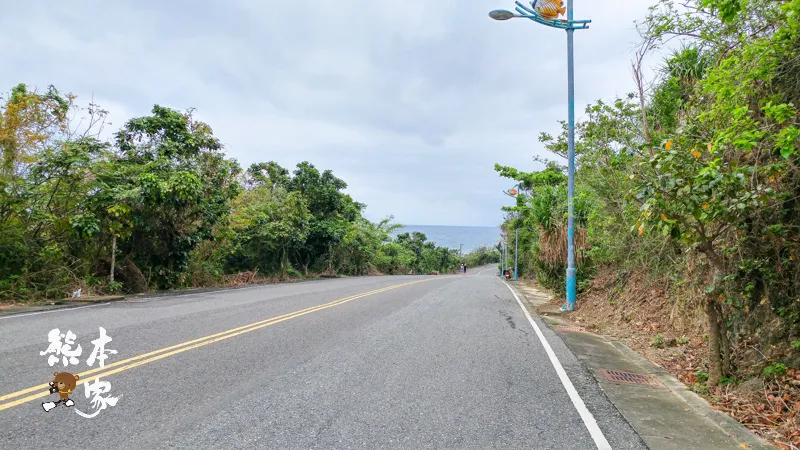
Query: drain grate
555 325 587 333
600 369 665 387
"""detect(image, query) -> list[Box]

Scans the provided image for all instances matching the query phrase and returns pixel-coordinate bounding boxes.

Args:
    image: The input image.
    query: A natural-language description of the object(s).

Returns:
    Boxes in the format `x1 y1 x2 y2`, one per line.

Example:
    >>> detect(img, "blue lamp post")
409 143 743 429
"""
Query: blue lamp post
504 184 521 281
489 1 589 312
500 238 506 277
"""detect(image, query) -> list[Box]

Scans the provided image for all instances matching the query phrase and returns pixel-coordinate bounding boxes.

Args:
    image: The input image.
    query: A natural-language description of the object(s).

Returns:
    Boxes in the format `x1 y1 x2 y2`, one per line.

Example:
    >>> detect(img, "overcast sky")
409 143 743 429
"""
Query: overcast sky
1 0 660 227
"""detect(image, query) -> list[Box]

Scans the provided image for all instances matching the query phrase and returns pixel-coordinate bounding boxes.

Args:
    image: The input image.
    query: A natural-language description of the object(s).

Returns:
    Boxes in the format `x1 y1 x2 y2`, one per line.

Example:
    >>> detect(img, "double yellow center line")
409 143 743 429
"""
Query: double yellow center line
0 278 433 411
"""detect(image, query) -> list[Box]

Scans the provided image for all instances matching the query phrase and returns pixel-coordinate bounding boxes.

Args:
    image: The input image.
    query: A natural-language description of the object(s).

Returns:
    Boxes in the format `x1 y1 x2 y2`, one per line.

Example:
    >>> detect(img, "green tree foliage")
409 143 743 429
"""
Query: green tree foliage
463 246 501 268
0 90 466 299
0 84 112 299
223 185 310 278
498 0 800 386
107 106 242 289
288 162 363 275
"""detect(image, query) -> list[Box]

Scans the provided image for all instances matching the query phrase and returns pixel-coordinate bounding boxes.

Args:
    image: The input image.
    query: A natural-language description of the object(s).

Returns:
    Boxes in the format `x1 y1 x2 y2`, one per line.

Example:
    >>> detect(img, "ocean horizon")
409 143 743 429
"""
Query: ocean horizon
391 224 501 254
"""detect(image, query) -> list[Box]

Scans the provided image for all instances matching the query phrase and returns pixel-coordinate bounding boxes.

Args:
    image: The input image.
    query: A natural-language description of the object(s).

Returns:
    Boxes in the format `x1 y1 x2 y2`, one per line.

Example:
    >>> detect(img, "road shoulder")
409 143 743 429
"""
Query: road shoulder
0 275 343 318
507 280 776 450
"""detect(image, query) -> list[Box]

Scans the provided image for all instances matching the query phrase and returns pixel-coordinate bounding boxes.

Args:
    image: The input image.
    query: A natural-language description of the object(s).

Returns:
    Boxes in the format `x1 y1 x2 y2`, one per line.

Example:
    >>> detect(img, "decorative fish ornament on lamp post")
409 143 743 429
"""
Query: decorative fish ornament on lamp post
531 0 566 20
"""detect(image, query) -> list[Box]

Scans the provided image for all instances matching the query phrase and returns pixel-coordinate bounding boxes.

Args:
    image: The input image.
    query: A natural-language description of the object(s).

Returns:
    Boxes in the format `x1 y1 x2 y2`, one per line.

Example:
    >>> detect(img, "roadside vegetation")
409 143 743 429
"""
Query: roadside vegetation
0 86 499 301
498 0 800 446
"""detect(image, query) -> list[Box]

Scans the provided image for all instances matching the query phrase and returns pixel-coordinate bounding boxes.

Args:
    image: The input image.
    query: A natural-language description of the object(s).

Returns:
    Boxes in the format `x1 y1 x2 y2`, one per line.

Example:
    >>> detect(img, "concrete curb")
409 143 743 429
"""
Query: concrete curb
536 304 566 316
510 282 775 450
0 302 107 318
0 295 126 318
61 295 125 304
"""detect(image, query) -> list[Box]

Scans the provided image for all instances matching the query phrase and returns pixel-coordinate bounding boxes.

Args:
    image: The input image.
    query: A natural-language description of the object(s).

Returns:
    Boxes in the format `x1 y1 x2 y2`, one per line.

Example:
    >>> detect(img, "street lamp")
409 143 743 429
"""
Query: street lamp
505 184 521 281
489 9 516 20
503 183 520 198
489 0 590 312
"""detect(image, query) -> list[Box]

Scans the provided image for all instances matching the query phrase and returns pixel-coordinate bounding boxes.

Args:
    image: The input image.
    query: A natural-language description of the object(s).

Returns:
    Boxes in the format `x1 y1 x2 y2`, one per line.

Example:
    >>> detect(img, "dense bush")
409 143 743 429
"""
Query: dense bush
498 0 800 385
0 88 466 300
464 245 501 268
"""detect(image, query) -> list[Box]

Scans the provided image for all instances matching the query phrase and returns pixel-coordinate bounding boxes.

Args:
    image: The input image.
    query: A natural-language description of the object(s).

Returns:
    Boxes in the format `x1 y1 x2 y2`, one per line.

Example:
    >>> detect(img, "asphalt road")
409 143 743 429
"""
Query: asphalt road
0 266 646 449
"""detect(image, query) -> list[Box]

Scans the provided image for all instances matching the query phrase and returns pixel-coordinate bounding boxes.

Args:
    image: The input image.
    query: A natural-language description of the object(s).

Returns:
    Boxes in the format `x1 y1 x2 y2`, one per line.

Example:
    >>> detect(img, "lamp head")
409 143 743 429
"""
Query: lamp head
489 9 516 20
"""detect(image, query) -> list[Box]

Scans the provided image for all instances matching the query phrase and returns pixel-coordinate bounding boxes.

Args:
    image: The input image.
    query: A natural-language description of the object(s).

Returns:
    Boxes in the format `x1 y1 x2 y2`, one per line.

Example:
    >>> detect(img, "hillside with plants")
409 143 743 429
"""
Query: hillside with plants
0 84 498 301
498 0 800 446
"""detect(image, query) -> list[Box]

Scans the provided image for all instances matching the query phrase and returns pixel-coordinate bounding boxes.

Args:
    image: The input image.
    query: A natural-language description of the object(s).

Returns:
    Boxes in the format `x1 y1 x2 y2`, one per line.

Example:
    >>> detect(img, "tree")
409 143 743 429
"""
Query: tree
288 162 364 274
0 83 71 176
0 84 111 299
111 105 240 289
634 0 800 385
225 185 310 278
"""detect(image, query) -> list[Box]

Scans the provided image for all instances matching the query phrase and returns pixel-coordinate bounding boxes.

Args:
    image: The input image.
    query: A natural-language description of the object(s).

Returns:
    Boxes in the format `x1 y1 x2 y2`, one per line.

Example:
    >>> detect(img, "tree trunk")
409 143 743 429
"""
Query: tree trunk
700 245 727 386
325 244 334 275
705 298 723 386
281 247 288 280
632 58 654 157
110 234 117 283
721 324 733 377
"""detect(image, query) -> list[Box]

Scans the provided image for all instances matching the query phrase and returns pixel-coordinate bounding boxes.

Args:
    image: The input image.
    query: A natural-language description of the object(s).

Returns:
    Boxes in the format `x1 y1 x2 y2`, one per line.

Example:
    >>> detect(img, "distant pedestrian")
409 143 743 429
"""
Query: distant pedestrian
464 264 468 274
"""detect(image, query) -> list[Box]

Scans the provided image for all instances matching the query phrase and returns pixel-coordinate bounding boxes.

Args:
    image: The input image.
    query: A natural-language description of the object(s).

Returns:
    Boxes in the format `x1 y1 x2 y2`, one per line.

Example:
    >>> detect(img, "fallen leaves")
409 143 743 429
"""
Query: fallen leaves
710 376 799 448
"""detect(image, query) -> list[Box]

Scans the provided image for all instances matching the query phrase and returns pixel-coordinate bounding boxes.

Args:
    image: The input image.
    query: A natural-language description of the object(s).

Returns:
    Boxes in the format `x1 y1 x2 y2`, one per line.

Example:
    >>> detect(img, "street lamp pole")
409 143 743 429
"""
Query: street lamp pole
514 226 519 281
489 1 590 311
502 237 505 273
564 0 578 312
505 186 521 281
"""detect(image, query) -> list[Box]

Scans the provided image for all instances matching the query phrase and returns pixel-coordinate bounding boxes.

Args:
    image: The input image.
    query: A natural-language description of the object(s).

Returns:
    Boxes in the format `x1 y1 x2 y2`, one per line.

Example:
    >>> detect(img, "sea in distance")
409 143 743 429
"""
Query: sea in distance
391 225 502 254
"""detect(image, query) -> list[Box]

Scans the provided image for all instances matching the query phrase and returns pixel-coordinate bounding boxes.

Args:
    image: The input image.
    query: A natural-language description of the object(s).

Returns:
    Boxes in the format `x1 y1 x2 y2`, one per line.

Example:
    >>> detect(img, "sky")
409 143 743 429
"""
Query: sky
1 0 662 227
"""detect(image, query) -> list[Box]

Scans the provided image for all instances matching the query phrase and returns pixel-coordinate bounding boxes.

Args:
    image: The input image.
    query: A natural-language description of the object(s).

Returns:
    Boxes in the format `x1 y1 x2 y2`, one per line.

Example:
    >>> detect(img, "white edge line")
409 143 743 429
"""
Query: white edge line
502 280 612 450
0 302 111 320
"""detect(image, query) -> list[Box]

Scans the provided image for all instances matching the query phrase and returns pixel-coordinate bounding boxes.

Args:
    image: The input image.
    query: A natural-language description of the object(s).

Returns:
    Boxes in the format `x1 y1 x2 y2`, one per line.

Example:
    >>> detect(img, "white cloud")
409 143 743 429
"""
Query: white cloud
1 0 661 226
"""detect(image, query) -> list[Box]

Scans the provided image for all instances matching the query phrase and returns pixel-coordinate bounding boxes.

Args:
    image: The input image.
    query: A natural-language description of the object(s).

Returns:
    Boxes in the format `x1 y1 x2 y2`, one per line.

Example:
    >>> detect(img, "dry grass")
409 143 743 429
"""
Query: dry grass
222 270 262 286
538 224 588 266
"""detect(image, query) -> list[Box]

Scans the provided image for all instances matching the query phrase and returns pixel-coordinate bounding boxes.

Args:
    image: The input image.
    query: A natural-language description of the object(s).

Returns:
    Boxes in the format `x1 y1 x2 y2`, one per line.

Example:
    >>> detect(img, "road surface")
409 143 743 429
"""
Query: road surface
0 266 646 449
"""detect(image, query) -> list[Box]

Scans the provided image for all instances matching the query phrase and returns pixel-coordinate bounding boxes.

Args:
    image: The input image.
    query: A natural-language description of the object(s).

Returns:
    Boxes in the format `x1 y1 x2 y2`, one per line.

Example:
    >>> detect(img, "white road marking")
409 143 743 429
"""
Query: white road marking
0 302 111 320
502 280 612 450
